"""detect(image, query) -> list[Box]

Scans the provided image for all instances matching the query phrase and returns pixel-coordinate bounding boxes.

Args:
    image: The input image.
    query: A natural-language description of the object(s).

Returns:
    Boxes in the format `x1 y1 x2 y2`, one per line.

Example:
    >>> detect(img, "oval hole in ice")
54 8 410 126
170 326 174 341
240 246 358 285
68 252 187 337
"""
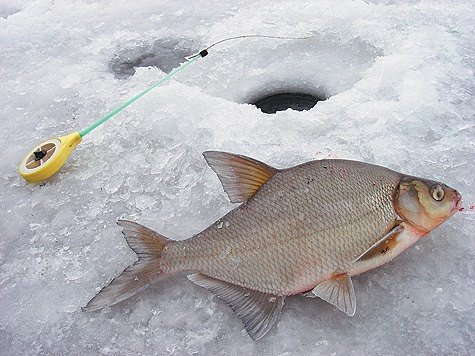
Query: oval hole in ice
251 92 326 114
110 38 200 79
176 36 382 106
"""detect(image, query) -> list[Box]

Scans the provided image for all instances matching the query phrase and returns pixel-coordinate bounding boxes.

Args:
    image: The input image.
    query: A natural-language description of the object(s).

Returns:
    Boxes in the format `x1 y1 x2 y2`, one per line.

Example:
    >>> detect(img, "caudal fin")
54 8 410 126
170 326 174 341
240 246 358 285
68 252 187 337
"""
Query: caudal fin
83 220 170 312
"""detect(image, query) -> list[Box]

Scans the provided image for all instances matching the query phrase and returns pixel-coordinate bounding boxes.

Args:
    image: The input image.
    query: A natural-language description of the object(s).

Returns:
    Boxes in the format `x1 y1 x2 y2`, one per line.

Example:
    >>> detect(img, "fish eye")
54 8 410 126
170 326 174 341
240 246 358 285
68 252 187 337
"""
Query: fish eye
431 185 445 201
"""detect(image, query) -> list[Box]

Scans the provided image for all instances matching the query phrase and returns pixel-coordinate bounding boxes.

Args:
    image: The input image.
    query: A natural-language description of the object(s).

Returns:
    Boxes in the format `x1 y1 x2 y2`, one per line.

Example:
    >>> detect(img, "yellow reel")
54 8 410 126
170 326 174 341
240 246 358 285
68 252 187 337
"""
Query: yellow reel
19 132 82 183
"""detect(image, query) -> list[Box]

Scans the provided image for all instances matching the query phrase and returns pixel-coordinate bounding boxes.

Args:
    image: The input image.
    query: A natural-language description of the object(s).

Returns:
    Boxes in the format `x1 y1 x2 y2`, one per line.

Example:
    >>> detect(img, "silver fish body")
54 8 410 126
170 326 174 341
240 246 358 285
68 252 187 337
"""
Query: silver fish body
84 151 461 340
162 159 401 295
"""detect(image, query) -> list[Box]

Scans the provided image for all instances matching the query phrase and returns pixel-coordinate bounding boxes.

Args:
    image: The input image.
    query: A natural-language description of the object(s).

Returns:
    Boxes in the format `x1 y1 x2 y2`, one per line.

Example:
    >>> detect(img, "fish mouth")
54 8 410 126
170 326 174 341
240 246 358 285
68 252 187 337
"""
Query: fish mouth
453 190 462 212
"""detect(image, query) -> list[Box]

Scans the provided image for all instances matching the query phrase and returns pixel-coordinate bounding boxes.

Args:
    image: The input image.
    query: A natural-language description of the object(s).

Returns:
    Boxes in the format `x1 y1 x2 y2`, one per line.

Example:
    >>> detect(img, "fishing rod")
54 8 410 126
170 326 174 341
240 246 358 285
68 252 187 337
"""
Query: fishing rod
19 34 312 183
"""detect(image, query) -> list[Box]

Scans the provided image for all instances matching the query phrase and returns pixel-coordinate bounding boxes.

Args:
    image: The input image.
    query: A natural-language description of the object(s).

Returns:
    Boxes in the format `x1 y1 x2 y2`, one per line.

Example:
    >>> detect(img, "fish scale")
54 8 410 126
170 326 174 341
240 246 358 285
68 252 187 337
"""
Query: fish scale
160 159 401 295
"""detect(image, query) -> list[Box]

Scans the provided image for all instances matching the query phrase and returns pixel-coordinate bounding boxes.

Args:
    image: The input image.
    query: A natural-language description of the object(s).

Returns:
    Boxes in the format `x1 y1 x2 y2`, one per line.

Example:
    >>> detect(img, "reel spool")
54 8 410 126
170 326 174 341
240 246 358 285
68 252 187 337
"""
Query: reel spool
19 132 81 183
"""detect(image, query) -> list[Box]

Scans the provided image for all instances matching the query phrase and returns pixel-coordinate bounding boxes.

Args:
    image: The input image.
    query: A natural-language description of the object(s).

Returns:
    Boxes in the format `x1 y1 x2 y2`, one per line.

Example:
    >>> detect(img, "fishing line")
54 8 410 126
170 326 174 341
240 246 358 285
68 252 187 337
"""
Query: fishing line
187 34 313 59
19 34 313 183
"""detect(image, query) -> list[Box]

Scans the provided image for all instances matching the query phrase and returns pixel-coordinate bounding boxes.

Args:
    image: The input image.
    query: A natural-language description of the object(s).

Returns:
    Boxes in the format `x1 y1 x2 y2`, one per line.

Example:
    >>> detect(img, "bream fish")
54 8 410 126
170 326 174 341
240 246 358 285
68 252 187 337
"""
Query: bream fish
84 151 462 340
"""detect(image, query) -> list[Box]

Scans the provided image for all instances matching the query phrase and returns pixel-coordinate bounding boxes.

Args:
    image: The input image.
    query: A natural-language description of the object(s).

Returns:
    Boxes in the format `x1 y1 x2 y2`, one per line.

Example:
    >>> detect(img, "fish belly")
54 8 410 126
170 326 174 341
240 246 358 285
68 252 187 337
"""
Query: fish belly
160 160 401 295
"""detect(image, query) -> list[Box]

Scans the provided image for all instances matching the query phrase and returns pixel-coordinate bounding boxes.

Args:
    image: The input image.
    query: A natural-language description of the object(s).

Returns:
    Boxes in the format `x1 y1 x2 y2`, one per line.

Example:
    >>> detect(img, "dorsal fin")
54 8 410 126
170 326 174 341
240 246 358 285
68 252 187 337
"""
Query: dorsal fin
203 151 278 203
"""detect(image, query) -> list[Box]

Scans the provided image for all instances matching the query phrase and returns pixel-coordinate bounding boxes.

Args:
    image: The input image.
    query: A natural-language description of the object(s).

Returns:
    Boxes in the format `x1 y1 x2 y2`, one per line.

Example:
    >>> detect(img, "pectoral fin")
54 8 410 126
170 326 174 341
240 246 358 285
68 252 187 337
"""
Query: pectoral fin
203 151 278 203
354 223 404 262
187 273 284 340
304 273 356 316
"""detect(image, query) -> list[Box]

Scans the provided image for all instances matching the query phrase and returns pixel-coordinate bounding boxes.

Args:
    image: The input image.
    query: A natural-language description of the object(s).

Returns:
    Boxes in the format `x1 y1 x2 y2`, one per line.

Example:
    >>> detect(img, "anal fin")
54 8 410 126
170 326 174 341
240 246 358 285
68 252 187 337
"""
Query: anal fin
187 273 284 340
304 273 356 316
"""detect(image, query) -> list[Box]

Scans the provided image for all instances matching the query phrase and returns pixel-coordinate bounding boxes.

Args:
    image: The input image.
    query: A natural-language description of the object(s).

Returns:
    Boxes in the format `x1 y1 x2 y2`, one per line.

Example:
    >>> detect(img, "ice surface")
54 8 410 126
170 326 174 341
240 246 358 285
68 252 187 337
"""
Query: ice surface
1 0 474 355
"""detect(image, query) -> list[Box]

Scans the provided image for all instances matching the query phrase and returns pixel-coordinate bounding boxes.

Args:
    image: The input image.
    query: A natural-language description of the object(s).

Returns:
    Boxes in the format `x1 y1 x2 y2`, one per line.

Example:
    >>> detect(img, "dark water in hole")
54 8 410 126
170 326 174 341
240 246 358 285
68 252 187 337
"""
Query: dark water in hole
252 93 324 114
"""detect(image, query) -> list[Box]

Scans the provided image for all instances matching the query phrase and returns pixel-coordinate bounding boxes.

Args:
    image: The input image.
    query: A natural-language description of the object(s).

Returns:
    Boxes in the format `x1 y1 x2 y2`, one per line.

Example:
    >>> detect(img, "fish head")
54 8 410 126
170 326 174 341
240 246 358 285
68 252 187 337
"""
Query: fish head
394 176 462 234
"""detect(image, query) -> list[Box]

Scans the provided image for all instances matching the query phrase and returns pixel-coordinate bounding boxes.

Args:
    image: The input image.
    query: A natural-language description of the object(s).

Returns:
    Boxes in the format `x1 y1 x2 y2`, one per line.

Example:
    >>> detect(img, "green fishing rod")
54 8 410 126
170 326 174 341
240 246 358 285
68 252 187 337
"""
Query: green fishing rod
19 52 206 183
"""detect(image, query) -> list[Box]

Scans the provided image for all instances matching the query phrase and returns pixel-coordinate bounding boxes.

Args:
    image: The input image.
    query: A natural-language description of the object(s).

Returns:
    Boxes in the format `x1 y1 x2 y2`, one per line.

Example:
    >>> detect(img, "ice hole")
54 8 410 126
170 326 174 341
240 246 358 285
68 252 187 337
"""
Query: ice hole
178 36 382 106
109 36 382 111
110 38 200 79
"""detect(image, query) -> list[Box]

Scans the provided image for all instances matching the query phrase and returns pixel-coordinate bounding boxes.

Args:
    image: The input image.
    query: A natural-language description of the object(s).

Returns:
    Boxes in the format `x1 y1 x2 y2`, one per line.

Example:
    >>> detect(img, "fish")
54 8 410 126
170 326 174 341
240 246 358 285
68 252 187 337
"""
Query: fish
83 151 462 340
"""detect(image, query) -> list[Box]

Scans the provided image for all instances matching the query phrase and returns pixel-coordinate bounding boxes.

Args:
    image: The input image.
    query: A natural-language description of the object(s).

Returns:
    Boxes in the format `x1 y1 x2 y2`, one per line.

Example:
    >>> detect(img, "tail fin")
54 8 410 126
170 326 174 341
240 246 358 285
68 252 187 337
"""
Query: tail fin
83 220 170 312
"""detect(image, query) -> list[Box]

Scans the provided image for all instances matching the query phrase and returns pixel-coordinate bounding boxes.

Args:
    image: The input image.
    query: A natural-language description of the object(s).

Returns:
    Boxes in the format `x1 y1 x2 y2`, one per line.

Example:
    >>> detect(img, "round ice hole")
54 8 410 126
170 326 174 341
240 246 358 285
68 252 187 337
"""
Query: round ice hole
251 92 326 114
178 36 382 106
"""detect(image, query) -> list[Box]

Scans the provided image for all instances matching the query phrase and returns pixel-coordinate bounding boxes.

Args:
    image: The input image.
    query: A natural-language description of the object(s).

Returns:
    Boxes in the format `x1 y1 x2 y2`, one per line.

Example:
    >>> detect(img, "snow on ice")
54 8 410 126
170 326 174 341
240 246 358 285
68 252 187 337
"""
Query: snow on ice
1 0 474 355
